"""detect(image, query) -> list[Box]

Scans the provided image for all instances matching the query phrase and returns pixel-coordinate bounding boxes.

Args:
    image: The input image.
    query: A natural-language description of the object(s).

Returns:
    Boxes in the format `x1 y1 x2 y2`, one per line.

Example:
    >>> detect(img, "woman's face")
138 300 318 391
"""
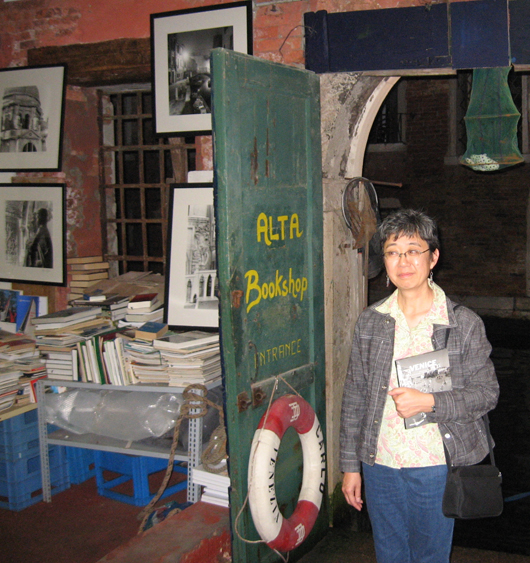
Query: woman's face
383 232 439 292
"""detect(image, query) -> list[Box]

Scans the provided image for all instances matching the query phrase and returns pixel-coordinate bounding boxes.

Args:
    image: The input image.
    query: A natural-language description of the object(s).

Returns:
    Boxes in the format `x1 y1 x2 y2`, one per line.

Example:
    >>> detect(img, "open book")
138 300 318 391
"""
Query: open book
395 348 451 429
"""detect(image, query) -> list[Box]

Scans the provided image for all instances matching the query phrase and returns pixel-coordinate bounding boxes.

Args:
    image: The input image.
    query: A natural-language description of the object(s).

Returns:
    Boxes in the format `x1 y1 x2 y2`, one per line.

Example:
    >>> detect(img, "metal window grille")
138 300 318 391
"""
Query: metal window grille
368 82 406 145
99 89 196 276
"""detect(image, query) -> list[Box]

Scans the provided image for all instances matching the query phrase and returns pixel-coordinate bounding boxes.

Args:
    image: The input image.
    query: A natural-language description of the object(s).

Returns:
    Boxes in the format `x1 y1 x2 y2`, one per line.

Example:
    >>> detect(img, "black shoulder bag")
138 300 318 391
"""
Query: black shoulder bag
440 310 503 519
442 413 503 519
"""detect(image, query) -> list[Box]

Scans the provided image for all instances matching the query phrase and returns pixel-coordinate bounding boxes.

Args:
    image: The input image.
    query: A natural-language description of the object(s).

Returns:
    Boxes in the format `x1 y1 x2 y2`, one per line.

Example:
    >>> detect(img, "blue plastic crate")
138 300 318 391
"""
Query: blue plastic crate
94 451 187 506
0 409 39 461
0 444 65 482
0 445 70 511
0 413 59 462
65 447 95 484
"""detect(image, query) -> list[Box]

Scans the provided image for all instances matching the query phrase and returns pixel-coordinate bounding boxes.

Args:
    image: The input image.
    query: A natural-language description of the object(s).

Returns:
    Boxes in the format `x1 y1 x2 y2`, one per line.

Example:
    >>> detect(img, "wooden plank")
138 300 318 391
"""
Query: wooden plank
28 38 151 87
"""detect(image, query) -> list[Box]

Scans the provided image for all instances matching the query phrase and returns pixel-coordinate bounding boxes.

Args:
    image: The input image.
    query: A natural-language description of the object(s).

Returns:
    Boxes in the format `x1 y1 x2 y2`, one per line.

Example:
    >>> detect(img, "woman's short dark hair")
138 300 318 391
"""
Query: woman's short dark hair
379 209 440 252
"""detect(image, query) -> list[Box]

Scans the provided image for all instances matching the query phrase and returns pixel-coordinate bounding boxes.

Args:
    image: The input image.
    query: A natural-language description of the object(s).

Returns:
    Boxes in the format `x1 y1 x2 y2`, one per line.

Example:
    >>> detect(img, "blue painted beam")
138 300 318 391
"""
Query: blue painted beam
304 0 511 73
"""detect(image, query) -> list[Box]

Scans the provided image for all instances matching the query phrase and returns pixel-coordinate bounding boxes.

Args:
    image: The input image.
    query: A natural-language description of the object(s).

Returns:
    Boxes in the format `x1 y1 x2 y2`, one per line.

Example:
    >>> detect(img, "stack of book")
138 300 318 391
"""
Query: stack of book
123 293 164 326
67 256 110 301
32 307 114 385
0 334 37 359
41 347 79 382
153 331 221 387
123 339 168 384
31 306 112 341
0 362 24 412
69 292 130 322
192 463 230 507
0 329 44 409
0 330 46 410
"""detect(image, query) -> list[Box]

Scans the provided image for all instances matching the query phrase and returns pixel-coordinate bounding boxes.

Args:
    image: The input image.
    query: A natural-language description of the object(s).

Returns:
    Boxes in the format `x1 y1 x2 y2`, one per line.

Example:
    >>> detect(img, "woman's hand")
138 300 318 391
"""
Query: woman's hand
342 472 363 511
389 387 434 418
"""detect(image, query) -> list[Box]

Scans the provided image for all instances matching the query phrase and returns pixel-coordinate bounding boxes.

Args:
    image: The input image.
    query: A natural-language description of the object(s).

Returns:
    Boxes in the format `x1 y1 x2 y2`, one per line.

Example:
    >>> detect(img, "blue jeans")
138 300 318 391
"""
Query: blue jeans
362 463 454 563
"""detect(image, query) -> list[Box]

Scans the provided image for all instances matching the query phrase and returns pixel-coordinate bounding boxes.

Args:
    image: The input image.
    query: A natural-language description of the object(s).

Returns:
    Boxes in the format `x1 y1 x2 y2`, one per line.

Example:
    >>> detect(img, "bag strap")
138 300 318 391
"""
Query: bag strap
443 303 496 468
482 412 496 466
443 414 495 468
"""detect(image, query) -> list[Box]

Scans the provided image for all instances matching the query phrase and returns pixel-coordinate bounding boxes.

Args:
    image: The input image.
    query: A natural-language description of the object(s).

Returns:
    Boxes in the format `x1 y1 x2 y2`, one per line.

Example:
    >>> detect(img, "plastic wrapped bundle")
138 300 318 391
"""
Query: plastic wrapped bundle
45 389 183 442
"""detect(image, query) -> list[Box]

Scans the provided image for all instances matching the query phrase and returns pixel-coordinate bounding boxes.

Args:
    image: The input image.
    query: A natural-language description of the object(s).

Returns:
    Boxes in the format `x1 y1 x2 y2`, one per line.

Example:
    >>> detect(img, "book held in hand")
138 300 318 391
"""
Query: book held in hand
395 348 451 429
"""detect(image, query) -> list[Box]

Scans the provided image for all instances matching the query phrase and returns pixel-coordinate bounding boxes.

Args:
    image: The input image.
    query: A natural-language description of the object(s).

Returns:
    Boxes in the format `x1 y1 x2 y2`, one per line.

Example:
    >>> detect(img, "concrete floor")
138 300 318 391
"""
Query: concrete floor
299 528 530 563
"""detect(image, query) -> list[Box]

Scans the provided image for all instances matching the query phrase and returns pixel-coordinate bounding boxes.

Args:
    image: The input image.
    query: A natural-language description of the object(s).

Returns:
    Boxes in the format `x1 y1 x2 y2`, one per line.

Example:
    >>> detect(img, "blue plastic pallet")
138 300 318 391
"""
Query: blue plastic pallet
65 447 95 484
94 451 187 506
0 445 70 511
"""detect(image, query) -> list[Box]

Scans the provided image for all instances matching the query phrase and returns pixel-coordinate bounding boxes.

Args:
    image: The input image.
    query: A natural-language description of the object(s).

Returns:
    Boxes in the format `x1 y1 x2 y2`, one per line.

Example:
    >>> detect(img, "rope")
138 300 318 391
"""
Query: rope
137 383 226 532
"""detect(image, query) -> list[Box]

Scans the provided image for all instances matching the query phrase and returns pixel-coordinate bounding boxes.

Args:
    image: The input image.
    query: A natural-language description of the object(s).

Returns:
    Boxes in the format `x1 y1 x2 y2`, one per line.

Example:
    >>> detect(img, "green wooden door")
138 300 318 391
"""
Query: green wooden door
212 49 327 562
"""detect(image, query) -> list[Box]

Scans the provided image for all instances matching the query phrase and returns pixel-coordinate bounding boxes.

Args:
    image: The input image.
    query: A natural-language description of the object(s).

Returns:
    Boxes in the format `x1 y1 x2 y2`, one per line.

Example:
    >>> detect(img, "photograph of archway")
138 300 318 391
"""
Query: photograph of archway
166 184 218 328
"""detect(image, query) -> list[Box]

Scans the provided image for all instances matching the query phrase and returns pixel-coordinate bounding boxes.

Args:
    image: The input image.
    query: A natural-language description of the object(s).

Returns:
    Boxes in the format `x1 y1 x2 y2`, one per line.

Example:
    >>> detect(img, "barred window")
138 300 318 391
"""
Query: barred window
368 80 407 147
99 89 196 276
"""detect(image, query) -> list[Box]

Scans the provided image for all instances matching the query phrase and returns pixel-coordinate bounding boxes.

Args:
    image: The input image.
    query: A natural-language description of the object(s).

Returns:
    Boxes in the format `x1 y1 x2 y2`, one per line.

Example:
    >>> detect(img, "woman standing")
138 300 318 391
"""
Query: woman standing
340 209 499 563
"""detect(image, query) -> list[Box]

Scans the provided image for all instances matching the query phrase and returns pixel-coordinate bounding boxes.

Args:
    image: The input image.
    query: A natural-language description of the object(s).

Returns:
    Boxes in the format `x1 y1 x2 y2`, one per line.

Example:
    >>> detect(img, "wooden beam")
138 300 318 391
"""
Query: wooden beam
27 38 152 87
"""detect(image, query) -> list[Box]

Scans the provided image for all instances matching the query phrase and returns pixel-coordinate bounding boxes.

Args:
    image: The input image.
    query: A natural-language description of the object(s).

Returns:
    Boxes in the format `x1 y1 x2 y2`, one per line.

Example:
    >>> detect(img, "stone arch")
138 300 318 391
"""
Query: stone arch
320 72 399 502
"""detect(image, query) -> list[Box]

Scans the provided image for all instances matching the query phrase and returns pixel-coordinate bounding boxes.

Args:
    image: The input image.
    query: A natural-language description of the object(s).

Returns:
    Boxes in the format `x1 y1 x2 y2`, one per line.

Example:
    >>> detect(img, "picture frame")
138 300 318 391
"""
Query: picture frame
165 183 218 329
151 1 252 135
0 65 66 171
0 183 66 286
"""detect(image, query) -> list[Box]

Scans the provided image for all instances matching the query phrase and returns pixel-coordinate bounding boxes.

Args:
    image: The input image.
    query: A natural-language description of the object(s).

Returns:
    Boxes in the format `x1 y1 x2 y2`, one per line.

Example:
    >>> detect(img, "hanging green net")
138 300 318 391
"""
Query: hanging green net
460 67 523 172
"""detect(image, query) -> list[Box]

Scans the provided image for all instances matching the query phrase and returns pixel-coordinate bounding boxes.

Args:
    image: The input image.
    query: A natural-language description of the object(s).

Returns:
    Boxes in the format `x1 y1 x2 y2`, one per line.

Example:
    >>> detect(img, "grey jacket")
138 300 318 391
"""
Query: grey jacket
339 296 499 474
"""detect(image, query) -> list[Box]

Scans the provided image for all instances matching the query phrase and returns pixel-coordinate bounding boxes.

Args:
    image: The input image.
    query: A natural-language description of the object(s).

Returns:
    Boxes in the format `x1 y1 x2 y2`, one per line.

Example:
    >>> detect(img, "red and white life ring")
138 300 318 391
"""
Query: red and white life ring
248 394 326 552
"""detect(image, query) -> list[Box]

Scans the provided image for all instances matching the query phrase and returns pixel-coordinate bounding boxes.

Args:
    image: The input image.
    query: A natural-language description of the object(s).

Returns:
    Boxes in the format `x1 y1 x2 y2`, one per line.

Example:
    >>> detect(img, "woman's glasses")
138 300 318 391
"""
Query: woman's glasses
383 249 429 261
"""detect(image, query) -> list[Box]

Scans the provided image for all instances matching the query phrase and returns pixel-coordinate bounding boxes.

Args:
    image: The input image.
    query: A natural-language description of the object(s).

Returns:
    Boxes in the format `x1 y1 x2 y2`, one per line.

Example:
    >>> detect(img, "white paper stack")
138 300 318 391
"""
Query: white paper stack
153 331 221 386
192 462 230 508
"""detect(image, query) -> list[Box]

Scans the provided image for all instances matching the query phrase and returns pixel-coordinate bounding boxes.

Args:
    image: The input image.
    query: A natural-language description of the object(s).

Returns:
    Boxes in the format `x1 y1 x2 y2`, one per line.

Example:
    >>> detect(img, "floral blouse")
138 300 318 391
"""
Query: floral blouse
374 281 448 468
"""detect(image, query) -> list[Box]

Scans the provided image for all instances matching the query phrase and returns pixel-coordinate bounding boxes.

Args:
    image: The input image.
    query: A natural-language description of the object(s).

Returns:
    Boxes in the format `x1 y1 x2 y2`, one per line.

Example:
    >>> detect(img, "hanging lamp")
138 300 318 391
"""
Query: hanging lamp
460 67 523 172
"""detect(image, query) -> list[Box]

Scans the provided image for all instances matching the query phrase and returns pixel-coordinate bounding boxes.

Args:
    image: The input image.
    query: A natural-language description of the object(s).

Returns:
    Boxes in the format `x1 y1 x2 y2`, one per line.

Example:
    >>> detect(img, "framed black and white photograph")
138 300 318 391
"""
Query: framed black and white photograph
0 65 66 171
0 183 66 286
151 1 252 135
165 184 218 329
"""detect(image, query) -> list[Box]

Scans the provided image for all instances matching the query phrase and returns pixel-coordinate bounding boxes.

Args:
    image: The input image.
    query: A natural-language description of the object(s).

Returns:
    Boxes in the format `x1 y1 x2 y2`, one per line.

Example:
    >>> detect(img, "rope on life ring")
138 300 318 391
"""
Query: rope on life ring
248 394 326 552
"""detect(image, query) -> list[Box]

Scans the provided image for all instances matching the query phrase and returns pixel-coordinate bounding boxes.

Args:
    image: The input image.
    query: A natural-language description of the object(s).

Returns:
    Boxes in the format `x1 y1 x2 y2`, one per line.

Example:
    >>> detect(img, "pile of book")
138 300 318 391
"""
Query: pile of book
40 346 78 382
67 256 110 302
0 362 24 412
69 290 130 322
0 330 46 409
32 306 115 385
153 331 221 387
123 339 168 384
32 306 112 341
122 293 164 327
192 462 230 507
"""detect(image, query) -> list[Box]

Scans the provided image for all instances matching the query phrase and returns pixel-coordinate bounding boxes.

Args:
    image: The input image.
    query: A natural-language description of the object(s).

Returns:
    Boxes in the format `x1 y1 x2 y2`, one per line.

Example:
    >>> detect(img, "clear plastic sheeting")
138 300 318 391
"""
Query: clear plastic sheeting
44 389 183 442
